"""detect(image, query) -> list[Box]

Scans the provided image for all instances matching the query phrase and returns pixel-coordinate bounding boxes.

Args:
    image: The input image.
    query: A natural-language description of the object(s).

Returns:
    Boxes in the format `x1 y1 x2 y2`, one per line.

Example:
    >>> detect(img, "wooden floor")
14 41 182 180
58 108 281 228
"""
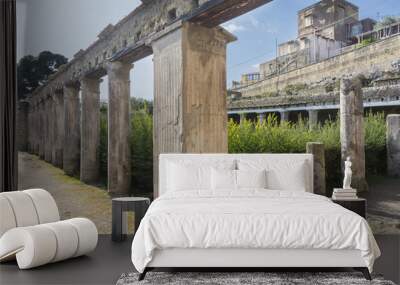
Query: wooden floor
0 235 398 285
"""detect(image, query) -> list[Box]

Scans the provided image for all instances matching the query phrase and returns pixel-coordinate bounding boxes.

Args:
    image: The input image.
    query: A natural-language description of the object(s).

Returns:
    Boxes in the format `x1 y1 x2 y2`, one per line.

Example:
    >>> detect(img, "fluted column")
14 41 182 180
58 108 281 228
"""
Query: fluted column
44 96 52 162
31 103 38 154
80 77 101 184
306 142 326 196
33 102 39 154
239 113 246 124
340 76 367 192
36 102 41 154
63 84 81 176
38 99 45 159
280 110 289 123
258 113 265 124
51 94 58 166
107 61 132 195
152 22 236 197
387 114 400 177
27 103 34 153
308 109 318 130
53 90 64 168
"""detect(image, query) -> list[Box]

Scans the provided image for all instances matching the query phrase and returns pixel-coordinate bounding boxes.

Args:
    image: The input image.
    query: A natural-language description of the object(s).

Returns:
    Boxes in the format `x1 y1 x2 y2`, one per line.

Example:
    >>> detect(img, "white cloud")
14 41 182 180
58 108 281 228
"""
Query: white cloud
223 15 277 35
247 15 277 34
222 22 246 33
249 16 260 28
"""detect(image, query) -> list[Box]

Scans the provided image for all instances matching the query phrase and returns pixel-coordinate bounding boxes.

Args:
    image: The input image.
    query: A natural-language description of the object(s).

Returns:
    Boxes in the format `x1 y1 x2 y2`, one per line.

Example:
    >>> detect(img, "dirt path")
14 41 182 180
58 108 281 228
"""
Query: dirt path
18 152 112 234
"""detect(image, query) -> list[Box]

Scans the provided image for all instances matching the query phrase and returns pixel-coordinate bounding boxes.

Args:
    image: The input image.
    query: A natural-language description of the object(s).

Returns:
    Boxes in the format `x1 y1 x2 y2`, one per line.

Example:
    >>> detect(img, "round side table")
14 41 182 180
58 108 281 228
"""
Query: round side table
112 197 150 242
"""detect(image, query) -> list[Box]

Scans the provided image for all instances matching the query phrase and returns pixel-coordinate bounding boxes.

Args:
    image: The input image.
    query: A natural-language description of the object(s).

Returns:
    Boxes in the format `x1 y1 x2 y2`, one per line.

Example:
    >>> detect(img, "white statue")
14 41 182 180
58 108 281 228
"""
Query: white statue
343 156 352 189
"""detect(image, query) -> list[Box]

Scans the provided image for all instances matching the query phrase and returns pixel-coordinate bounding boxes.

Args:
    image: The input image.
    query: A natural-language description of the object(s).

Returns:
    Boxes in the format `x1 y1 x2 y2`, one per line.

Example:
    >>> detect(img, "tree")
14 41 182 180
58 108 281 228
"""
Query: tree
17 51 68 100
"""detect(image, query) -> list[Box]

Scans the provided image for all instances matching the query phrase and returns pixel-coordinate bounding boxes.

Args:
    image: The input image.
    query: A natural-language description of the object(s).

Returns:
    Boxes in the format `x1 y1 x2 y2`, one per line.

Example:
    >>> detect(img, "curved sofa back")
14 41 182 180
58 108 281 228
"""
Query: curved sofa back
0 189 60 237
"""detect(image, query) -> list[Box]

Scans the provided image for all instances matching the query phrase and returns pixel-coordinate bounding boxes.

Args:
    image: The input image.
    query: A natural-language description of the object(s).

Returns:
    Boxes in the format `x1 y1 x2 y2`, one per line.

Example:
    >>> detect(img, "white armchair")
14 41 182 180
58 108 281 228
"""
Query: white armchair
0 189 98 269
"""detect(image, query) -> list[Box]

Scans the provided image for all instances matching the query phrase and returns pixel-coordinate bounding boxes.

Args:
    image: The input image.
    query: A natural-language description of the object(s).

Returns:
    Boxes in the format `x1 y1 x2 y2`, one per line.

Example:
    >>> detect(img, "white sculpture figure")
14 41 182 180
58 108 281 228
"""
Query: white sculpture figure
343 156 352 189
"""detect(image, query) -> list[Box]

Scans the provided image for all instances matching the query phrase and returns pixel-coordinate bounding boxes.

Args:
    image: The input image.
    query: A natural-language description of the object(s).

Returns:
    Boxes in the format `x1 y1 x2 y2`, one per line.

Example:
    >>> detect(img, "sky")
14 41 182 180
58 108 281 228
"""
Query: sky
16 0 400 101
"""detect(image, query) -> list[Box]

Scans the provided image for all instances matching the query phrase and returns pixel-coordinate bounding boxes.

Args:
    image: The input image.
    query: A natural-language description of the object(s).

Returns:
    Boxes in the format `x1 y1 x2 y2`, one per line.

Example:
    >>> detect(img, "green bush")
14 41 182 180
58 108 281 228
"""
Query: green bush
228 112 386 194
99 106 386 197
99 100 153 198
99 105 108 186
130 108 153 197
358 37 375 48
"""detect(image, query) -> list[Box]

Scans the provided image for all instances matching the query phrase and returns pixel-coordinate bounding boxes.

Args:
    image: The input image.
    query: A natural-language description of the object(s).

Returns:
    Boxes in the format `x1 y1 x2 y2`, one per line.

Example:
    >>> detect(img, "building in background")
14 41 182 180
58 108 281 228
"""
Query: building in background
238 0 378 83
228 0 400 126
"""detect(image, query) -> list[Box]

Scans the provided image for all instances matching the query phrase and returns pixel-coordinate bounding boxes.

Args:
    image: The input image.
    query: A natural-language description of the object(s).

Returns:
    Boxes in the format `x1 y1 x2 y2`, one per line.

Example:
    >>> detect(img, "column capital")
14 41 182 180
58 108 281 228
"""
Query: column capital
340 76 362 95
81 77 102 94
106 61 133 76
64 80 81 90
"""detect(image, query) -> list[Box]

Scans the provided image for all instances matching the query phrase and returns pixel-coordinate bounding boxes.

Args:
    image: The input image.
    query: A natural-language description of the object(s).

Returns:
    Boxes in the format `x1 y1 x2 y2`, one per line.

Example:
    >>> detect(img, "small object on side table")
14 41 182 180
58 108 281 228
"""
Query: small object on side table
332 187 358 200
112 197 150 242
331 197 366 218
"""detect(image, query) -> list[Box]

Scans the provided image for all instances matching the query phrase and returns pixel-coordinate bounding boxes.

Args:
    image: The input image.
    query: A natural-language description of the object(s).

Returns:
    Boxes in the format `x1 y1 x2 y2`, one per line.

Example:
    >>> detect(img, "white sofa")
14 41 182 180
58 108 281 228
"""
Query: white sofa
0 189 98 269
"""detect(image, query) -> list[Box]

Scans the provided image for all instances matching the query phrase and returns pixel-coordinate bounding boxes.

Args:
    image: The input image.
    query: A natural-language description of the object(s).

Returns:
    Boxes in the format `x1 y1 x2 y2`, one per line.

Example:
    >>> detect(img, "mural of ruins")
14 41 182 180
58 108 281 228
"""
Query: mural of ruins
16 0 400 236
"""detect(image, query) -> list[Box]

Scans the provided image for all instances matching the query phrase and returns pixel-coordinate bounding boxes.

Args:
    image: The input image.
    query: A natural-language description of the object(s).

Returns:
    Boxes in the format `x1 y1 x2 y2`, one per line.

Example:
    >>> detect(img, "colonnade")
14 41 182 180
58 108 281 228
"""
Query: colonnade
26 63 135 195
24 22 235 197
237 109 319 128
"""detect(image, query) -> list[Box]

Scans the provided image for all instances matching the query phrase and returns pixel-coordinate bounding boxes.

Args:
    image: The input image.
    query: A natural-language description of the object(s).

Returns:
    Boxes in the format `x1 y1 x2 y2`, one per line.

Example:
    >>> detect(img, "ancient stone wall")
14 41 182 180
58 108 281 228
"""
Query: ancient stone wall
235 35 400 98
228 84 400 111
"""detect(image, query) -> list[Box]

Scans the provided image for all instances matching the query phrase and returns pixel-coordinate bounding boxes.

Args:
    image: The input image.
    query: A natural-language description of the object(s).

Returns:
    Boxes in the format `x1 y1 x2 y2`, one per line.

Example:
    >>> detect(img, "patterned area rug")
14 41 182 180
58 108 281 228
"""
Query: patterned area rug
116 272 396 285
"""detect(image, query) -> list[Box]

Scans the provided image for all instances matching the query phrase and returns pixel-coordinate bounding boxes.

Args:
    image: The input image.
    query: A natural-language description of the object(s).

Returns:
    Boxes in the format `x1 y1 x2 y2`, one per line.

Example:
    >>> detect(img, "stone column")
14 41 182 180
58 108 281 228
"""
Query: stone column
38 99 45 159
239 113 246 124
30 103 37 154
26 104 33 153
35 102 41 154
80 78 101 184
152 22 236 197
258 113 265 124
306 142 326 196
387 114 400 177
53 90 64 168
308 109 318 130
63 84 81 176
280 110 289 122
28 104 35 152
340 77 367 192
107 61 132 195
44 97 53 162
51 95 58 166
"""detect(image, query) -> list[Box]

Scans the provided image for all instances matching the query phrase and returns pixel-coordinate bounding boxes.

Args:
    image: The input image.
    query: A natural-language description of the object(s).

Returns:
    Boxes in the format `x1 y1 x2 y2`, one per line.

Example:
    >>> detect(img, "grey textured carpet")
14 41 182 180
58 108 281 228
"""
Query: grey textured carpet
116 272 396 285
